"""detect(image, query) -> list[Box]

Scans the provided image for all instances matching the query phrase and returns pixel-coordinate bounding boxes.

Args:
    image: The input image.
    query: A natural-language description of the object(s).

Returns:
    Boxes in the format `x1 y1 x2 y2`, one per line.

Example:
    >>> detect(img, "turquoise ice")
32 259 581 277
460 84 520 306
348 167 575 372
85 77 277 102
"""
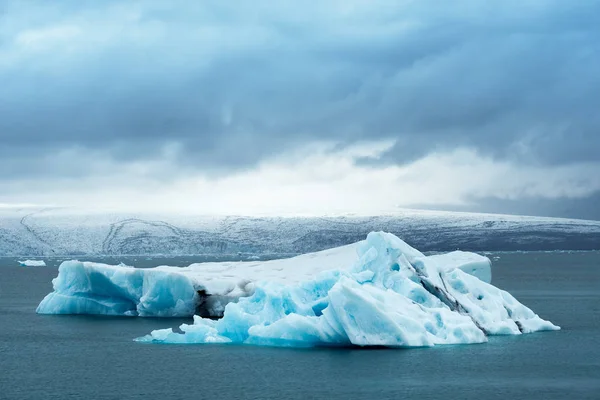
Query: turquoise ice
37 232 559 347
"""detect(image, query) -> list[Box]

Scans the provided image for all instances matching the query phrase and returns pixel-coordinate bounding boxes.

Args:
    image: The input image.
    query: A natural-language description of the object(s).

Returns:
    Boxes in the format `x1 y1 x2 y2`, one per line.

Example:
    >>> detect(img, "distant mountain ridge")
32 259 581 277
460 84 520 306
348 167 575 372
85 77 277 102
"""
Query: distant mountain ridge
1 207 600 256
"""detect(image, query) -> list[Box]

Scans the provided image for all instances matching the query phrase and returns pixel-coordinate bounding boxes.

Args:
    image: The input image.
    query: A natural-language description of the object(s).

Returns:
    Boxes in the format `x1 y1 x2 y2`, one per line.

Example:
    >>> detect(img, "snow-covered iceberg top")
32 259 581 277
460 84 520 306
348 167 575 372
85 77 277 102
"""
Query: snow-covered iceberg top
19 259 46 267
37 232 558 348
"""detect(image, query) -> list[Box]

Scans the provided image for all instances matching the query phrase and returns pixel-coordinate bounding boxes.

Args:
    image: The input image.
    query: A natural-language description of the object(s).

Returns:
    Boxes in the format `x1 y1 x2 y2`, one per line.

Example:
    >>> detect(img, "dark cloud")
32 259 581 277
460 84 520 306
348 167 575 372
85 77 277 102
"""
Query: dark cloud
1 1 599 216
412 190 600 221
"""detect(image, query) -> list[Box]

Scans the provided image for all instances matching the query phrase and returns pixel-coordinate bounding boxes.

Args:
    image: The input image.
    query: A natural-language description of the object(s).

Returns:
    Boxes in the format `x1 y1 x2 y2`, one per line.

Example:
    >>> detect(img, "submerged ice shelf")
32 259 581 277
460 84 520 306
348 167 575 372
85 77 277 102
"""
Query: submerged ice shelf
37 232 559 348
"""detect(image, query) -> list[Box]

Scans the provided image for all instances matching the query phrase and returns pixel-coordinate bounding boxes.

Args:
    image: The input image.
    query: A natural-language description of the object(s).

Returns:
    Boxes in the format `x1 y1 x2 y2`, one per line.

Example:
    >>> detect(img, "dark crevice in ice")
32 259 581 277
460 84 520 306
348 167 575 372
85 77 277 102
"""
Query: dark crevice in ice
195 290 221 319
504 305 524 333
415 271 489 336
515 320 524 333
195 289 242 320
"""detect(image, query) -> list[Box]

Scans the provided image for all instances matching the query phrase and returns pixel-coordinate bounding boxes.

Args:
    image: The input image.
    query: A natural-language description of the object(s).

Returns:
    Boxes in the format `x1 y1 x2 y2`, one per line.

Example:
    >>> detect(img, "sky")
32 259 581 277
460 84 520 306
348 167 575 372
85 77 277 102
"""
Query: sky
1 1 600 219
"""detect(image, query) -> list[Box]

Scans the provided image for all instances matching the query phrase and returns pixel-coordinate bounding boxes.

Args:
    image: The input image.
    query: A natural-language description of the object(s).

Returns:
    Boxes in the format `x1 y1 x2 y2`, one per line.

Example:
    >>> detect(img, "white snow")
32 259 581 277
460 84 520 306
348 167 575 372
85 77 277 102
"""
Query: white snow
37 231 558 348
427 251 492 284
18 259 46 267
2 206 599 256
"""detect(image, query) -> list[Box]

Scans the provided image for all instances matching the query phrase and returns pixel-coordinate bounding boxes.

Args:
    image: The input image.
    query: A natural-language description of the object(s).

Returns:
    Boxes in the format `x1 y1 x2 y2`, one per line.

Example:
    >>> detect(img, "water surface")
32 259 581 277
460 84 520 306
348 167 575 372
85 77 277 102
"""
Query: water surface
1 252 599 399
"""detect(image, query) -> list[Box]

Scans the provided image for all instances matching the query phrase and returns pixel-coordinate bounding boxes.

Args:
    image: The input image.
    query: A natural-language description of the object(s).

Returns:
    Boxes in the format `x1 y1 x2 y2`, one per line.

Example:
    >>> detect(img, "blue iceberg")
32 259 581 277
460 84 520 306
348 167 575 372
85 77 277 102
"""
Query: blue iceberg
38 232 559 348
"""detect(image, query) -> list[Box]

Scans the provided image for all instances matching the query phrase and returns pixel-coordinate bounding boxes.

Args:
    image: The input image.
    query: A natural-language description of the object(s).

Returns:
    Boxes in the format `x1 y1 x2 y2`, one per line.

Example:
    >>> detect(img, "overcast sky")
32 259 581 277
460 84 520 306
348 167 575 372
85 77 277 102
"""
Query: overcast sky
1 1 599 219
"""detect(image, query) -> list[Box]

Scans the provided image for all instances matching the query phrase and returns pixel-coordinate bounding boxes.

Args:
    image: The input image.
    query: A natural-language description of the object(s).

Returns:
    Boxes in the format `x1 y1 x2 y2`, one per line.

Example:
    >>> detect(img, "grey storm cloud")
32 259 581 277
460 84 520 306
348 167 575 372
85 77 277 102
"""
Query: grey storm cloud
1 0 600 179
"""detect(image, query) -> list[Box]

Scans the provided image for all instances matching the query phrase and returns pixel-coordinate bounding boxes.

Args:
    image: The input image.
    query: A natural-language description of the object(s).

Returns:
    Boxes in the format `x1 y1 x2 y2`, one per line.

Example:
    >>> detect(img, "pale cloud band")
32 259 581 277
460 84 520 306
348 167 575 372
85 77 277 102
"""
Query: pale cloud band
3 142 599 217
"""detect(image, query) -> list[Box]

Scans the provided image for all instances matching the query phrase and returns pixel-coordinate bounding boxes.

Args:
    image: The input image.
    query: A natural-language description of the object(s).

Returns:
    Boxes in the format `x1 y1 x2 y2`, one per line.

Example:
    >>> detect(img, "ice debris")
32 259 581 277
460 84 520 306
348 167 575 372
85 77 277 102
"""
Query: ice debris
19 260 46 267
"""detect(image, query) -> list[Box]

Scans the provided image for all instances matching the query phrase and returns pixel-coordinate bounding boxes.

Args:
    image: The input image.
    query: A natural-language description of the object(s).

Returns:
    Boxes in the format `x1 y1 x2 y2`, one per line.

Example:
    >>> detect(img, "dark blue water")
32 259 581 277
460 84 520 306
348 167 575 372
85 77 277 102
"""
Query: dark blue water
1 252 599 400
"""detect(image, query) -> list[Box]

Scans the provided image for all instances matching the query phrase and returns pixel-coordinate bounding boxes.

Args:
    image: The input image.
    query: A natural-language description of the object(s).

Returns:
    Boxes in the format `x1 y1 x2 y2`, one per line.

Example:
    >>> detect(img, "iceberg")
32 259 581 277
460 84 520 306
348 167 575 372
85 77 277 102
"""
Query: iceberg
37 232 559 348
19 259 46 267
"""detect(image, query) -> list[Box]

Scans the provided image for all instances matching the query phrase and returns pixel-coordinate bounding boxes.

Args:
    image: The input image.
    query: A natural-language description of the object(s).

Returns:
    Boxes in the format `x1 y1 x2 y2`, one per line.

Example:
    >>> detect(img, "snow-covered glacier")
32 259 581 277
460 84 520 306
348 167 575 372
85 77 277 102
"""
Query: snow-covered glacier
4 207 600 256
37 232 559 348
